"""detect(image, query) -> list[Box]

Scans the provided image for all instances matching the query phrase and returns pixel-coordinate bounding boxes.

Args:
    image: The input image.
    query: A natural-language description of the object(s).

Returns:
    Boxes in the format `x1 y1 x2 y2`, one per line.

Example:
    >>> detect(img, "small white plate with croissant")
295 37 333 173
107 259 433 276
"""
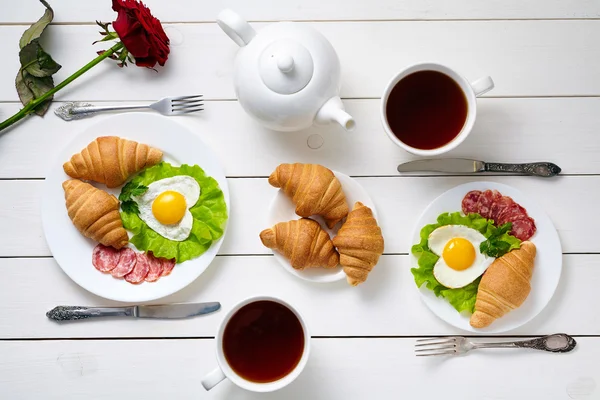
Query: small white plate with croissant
261 163 384 285
41 113 229 302
411 182 562 333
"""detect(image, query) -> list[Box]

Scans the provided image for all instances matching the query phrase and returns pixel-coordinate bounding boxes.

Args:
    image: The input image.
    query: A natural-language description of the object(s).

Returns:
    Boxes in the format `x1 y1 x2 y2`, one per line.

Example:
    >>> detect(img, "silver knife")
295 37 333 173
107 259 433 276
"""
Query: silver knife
397 159 561 177
46 302 221 321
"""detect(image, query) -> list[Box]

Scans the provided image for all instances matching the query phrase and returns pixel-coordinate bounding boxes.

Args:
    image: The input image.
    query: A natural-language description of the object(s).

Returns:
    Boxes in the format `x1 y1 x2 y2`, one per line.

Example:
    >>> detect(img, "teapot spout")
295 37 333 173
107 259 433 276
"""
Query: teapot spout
315 97 356 131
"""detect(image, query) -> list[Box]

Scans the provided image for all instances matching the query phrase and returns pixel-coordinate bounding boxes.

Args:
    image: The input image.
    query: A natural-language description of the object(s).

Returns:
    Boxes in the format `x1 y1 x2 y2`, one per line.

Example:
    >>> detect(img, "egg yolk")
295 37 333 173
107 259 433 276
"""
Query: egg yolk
442 238 476 271
152 191 187 225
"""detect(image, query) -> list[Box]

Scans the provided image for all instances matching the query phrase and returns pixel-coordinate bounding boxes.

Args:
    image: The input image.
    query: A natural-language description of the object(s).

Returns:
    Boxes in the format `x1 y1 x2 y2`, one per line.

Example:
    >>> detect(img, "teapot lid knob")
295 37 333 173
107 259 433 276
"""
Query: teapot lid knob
277 55 295 73
259 39 314 95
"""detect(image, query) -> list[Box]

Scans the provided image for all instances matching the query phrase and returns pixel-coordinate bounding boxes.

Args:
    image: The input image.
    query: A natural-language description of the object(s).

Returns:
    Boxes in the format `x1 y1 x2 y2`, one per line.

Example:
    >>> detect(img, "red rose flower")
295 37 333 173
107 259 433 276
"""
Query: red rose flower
112 0 170 68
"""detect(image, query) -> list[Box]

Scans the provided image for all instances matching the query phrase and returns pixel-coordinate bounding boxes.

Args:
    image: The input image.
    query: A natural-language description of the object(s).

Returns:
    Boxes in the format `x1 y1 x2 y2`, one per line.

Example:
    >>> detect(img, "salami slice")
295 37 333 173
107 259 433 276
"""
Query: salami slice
160 258 176 277
475 190 495 219
490 195 514 224
461 190 482 215
92 244 121 273
497 203 528 226
510 217 537 241
110 248 137 278
144 252 164 282
125 253 150 284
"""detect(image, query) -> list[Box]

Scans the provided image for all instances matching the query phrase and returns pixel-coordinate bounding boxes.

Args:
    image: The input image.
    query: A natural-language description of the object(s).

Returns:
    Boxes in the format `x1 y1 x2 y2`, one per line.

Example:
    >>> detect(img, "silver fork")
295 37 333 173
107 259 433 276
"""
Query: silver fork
54 95 204 121
415 333 576 356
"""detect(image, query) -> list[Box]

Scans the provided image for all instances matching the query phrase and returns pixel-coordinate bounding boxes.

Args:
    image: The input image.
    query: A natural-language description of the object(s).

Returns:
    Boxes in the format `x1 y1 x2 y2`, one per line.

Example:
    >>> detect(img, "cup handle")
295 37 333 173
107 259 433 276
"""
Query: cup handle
201 366 226 391
470 76 495 97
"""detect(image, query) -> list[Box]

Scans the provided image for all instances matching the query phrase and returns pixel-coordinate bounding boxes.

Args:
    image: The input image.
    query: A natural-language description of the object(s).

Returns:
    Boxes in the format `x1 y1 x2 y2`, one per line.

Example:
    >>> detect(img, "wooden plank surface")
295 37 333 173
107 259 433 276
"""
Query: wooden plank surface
1 97 599 178
1 338 597 400
1 21 599 101
1 176 597 257
0 254 596 339
4 0 599 23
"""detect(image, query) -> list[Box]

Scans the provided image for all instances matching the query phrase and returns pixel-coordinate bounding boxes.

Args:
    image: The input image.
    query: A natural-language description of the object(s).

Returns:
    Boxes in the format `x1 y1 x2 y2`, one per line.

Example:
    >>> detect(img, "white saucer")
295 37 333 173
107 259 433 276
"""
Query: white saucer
267 171 377 283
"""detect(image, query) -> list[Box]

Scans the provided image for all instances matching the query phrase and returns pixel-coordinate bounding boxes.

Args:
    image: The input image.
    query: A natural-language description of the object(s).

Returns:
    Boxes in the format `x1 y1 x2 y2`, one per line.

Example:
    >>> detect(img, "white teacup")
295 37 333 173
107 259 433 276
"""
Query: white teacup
201 296 310 393
380 62 494 156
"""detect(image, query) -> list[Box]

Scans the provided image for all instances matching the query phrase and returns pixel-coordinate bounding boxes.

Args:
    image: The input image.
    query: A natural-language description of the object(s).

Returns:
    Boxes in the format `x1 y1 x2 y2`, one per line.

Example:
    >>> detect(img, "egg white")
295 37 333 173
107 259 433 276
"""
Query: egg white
133 176 201 241
428 225 494 289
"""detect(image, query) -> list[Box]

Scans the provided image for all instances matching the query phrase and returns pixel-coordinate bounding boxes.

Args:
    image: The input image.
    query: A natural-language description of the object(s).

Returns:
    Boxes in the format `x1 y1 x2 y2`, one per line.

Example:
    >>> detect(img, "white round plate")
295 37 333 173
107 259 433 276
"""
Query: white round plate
267 171 377 283
42 113 230 303
411 182 562 333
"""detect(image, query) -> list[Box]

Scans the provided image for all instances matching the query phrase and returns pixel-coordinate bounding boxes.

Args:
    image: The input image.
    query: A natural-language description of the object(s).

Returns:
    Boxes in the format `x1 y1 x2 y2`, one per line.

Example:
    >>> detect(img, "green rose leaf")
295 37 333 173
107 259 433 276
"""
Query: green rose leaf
14 0 61 116
18 0 53 49
19 41 61 78
15 70 54 116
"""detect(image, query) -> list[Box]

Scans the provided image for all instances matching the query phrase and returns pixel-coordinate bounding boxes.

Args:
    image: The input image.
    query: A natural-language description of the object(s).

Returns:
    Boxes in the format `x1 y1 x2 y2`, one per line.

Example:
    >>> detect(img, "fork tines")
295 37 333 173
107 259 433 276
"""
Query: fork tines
171 95 204 114
415 337 458 357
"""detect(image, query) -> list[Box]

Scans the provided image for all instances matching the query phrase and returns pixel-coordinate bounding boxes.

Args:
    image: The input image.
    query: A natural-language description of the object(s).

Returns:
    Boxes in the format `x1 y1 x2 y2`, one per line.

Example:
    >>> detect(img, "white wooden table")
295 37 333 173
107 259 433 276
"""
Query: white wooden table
1 1 599 399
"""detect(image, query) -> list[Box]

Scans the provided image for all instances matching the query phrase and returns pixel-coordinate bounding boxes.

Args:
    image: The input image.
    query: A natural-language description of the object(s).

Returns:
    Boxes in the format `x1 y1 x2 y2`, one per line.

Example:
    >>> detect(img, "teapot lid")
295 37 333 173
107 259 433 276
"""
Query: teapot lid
258 39 314 95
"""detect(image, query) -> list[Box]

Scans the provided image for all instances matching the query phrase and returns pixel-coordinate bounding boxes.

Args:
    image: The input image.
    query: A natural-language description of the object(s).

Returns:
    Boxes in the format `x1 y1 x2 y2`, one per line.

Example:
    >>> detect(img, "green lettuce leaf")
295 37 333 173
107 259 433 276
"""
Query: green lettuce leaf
410 212 521 314
120 162 228 263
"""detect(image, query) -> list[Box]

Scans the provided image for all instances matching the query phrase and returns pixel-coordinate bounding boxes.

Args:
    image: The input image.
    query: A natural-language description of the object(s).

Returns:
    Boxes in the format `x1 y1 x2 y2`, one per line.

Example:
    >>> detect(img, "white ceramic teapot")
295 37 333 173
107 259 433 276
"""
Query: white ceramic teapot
217 9 355 132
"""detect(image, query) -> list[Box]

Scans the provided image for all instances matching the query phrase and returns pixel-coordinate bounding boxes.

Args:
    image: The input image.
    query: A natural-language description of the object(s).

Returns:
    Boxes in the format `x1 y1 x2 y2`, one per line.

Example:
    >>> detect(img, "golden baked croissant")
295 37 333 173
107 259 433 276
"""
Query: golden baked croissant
63 136 163 188
260 218 339 269
332 202 384 286
63 179 129 249
470 241 536 328
268 163 349 229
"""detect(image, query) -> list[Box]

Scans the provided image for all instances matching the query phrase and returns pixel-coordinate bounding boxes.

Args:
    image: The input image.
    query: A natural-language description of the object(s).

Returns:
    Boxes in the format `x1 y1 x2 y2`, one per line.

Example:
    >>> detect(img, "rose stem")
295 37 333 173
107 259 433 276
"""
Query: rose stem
0 41 125 133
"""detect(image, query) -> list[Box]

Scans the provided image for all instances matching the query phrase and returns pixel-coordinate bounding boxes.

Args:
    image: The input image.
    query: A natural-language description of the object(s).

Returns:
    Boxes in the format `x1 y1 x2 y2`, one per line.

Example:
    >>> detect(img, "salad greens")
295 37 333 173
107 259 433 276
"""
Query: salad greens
120 162 228 263
411 212 520 313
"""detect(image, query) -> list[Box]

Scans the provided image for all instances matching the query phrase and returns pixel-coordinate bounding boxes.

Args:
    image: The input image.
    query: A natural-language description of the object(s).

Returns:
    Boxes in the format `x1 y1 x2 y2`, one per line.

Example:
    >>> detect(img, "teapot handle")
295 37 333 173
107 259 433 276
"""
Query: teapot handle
217 9 256 47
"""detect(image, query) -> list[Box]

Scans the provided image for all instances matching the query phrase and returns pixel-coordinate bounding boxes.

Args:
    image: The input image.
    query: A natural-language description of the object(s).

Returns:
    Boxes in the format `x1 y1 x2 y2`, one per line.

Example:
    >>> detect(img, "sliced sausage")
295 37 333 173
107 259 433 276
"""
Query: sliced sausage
461 190 482 215
92 244 121 273
160 258 176 277
144 252 164 282
497 203 528 226
125 253 150 284
110 248 137 278
510 217 537 241
475 190 495 219
490 195 514 224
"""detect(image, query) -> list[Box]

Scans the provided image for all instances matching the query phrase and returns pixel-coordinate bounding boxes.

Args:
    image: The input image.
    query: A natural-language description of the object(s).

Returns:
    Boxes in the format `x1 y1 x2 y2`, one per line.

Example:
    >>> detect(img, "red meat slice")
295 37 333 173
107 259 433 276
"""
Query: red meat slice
497 203 528 226
144 252 164 282
475 190 495 219
160 258 176 277
510 217 537 241
461 190 482 215
490 195 514 224
110 248 137 278
125 253 150 284
92 244 121 273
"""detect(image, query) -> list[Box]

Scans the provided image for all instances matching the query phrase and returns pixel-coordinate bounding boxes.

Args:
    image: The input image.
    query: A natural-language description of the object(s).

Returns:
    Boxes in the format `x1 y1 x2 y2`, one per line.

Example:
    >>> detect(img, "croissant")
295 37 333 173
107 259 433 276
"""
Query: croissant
470 241 537 328
63 136 163 188
332 202 384 286
268 163 349 229
63 179 129 249
260 218 339 269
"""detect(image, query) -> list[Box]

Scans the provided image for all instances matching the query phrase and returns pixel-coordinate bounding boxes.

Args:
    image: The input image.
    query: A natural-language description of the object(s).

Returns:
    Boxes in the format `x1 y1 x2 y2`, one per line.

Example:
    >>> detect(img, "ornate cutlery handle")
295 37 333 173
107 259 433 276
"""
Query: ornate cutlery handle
484 162 561 177
55 102 150 121
46 306 135 321
474 334 576 353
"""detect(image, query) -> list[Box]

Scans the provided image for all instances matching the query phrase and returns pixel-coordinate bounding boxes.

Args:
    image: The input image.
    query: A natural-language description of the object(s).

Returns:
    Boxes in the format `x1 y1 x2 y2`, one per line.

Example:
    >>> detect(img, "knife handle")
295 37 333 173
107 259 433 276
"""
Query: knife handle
46 306 135 321
484 162 561 177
